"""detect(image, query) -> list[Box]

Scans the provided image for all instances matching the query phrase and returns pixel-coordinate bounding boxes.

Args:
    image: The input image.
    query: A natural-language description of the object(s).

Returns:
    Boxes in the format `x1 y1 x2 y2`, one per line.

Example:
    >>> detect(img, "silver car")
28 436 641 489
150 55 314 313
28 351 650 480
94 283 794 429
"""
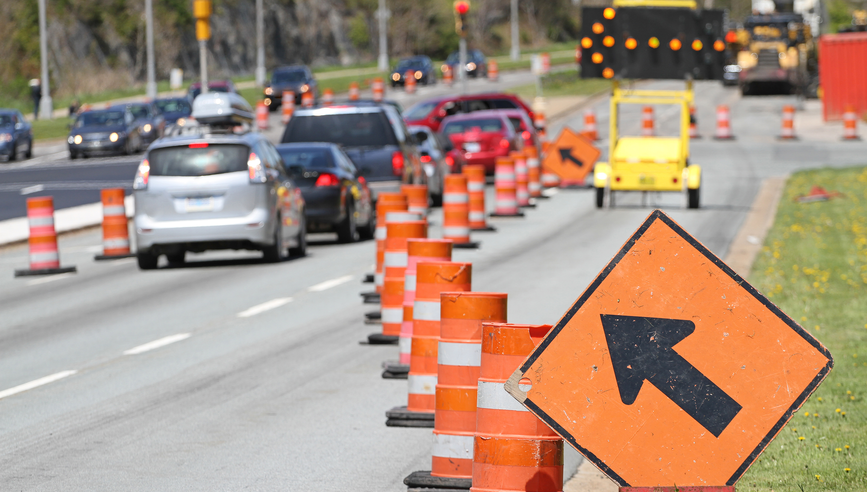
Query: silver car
132 126 306 270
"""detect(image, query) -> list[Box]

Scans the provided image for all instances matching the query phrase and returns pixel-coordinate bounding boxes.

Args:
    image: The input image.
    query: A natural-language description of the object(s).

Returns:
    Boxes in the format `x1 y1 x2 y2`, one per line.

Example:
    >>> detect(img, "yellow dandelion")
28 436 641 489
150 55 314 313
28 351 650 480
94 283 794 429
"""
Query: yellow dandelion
836 447 842 452
845 468 851 472
847 390 852 394
815 325 821 331
813 425 817 429
802 316 808 321
851 396 855 400
814 413 819 417
804 411 810 416
845 445 850 449
799 436 805 441
836 408 841 413
842 411 847 416
818 397 823 402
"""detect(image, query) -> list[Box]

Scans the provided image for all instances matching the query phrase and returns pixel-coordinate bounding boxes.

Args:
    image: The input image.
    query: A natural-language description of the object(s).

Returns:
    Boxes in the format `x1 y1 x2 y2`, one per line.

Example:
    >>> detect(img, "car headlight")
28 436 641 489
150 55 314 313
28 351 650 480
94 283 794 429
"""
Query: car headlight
67 136 74 144
110 132 119 142
466 62 476 71
300 84 309 93
392 73 401 81
265 87 273 96
0 133 11 143
414 71 422 79
441 64 449 73
143 123 152 133
74 134 83 145
177 117 186 126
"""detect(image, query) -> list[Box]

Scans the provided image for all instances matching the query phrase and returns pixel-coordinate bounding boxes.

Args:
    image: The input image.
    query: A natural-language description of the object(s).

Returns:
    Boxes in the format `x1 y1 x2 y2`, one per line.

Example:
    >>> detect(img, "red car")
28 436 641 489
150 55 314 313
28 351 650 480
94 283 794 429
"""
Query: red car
440 110 522 174
498 108 542 152
404 93 535 132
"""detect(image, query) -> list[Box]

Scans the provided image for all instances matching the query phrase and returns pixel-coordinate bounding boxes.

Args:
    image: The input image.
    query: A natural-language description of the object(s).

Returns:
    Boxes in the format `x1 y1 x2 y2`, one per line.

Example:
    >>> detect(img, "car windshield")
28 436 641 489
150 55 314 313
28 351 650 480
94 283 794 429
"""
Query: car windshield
277 147 333 170
404 101 438 120
189 85 229 100
283 113 397 148
148 144 249 176
155 99 192 114
0 115 14 127
442 118 504 134
75 111 126 128
126 106 149 119
446 52 460 63
396 59 425 70
273 71 307 84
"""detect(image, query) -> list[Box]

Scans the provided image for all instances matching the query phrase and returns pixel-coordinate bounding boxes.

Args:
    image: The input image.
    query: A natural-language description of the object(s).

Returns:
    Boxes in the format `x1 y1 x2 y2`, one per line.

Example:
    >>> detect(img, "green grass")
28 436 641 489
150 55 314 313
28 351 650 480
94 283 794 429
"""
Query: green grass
31 117 75 142
738 166 867 491
511 71 611 100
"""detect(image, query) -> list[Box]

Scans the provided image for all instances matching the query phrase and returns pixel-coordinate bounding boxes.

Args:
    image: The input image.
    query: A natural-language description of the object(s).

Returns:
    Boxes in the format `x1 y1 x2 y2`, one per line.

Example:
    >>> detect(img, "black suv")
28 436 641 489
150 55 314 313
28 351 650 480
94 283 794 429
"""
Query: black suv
265 65 318 110
280 103 426 199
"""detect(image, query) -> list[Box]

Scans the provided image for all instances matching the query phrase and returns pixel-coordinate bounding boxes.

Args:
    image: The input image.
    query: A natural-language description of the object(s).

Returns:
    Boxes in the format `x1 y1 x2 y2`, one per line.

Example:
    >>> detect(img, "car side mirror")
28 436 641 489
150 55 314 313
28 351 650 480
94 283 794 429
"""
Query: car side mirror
413 131 428 143
15 122 23 130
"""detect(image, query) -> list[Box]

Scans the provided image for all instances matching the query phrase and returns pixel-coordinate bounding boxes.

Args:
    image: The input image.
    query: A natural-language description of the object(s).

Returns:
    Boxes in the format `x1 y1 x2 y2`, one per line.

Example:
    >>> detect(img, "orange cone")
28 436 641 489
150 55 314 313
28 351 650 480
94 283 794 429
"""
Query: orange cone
714 105 734 140
534 111 547 142
383 239 454 379
349 82 360 101
401 184 429 217
471 323 563 492
372 77 385 102
511 150 531 208
322 88 334 106
689 105 700 139
387 261 471 427
525 146 543 199
488 59 499 82
779 105 796 140
583 110 598 141
364 193 407 303
95 189 134 260
641 106 654 137
15 196 77 277
256 101 269 130
405 71 417 95
462 165 495 232
843 105 860 141
443 175 479 249
281 90 295 124
490 156 523 217
444 66 454 87
301 91 314 108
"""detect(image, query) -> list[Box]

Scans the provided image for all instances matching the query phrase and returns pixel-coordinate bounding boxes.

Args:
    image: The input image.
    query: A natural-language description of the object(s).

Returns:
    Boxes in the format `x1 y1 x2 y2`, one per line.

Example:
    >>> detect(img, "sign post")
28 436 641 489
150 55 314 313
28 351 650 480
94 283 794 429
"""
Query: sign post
506 210 833 489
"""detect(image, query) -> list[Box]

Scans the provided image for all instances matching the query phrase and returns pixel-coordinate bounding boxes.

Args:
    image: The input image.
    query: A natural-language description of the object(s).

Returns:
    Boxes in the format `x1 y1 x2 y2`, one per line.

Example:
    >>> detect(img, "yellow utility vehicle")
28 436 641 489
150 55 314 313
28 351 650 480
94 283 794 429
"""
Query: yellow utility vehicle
593 80 701 209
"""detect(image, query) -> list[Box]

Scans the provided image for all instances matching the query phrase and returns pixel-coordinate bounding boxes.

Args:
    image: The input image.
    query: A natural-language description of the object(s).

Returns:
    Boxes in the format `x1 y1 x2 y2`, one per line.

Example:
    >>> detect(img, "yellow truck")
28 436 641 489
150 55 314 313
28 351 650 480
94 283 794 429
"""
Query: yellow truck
593 80 701 209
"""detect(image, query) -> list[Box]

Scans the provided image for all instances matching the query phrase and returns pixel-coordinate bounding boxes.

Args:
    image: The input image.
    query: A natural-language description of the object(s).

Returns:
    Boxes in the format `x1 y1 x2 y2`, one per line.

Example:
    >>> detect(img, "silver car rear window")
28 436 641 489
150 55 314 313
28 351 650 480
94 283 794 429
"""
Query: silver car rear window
149 143 250 177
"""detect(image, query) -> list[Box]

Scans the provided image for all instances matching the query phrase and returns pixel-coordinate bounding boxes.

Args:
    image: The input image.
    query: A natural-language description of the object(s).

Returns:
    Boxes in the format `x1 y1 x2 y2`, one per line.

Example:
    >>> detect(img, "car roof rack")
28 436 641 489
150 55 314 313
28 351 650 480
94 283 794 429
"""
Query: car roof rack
164 92 255 137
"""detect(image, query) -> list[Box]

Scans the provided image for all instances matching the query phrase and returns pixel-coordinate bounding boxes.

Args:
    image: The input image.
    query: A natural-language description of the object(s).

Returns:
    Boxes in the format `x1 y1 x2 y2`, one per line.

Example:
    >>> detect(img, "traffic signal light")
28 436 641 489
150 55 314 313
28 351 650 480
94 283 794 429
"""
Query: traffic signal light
454 1 469 36
580 7 726 80
193 0 212 41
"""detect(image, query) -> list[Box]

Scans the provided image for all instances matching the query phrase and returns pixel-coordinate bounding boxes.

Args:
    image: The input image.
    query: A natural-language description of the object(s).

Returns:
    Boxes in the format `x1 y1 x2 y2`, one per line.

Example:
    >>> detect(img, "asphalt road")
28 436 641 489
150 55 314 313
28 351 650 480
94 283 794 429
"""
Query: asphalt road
1 81 866 490
0 68 547 222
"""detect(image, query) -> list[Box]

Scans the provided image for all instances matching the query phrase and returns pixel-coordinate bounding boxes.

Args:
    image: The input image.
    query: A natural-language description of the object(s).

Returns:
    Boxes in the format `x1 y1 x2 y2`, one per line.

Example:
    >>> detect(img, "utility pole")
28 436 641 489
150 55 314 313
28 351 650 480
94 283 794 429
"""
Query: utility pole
37 0 53 120
377 0 389 71
455 1 469 95
255 0 266 87
194 0 212 95
145 0 157 99
510 0 520 61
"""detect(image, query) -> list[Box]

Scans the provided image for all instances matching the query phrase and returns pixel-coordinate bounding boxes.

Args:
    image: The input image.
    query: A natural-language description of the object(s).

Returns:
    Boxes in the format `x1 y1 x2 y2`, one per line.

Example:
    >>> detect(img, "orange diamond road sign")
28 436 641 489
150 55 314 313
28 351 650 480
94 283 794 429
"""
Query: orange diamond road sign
542 127 600 184
505 210 833 488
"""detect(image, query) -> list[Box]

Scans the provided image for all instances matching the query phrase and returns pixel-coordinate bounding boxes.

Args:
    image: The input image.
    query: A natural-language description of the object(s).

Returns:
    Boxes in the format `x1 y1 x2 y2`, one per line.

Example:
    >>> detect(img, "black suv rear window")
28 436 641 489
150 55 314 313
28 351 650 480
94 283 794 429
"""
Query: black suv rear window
282 113 397 148
149 144 249 176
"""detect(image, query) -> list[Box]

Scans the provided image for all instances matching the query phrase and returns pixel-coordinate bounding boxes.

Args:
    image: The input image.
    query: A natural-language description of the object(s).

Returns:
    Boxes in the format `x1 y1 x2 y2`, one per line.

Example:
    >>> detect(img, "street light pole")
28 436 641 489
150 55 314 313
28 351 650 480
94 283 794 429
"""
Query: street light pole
145 0 157 99
199 41 209 95
510 0 520 61
255 0 266 87
37 0 53 120
377 0 389 71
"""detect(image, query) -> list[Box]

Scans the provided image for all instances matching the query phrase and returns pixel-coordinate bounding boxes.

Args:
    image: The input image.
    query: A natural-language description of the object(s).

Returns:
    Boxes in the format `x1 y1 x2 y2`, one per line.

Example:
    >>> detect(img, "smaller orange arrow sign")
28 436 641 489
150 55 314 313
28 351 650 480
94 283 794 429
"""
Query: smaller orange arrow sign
542 127 600 184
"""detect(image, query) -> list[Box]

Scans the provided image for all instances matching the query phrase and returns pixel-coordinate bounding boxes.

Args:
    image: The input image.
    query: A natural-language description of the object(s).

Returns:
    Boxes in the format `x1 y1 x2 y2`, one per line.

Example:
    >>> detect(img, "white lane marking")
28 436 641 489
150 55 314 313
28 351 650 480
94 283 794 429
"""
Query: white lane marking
20 184 45 195
123 333 191 355
542 188 559 197
86 245 103 253
27 273 75 286
0 370 77 400
237 297 293 318
307 274 354 292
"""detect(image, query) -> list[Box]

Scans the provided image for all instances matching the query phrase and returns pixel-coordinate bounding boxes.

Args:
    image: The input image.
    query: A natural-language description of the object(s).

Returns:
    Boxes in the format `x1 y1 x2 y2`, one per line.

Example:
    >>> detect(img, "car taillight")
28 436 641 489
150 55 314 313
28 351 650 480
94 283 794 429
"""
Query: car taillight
248 152 267 183
522 131 531 141
445 155 455 169
358 176 366 184
133 159 150 190
499 138 511 149
315 173 340 187
392 151 405 177
420 155 432 163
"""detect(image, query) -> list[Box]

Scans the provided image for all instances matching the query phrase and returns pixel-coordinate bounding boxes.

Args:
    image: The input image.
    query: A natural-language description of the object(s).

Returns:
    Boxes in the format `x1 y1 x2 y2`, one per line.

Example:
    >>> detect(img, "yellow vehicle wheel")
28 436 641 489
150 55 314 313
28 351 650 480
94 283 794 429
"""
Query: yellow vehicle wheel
688 186 700 209
595 187 605 208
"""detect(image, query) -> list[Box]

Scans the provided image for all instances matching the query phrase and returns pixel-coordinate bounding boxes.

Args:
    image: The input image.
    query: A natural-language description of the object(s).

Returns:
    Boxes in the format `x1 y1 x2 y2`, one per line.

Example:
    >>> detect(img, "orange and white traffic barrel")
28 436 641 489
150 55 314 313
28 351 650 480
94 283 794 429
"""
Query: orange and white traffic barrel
583 110 598 141
488 59 499 82
843 105 860 141
541 172 561 189
444 66 454 87
779 105 797 140
689 105 700 139
383 239 454 379
94 189 134 260
369 214 427 345
462 165 494 231
368 193 408 299
401 184 428 217
348 82 360 101
714 105 734 140
525 146 543 199
405 71 417 95
256 101 269 130
387 261 471 427
641 106 654 137
443 175 478 249
533 111 547 142
372 77 385 102
281 90 295 124
471 323 562 492
301 91 314 108
322 88 334 106
490 156 523 217
404 292 508 489
511 150 531 208
14 196 77 277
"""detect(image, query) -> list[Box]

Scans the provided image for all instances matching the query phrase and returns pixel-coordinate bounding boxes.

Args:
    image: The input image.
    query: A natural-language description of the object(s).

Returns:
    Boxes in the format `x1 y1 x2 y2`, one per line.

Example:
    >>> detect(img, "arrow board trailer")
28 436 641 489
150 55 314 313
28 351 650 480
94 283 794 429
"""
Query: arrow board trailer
505 210 833 489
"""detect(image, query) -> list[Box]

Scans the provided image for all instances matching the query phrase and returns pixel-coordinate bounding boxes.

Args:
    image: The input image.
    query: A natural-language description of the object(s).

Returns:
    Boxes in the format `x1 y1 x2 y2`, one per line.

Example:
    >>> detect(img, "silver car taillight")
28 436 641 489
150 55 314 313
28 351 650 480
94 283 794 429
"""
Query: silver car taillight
133 159 150 190
247 152 267 183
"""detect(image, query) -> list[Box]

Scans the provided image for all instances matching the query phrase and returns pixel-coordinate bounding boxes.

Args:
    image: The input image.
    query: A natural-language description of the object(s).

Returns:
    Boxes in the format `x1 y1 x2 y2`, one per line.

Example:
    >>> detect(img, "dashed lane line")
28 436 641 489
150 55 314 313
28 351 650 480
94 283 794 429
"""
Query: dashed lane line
123 333 192 355
307 275 354 292
0 370 77 401
236 297 293 318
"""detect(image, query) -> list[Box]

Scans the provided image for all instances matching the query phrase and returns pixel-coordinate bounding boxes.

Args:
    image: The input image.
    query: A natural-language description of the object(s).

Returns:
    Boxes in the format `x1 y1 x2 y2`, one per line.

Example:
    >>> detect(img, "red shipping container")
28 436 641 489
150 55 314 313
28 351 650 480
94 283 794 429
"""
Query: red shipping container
819 32 867 121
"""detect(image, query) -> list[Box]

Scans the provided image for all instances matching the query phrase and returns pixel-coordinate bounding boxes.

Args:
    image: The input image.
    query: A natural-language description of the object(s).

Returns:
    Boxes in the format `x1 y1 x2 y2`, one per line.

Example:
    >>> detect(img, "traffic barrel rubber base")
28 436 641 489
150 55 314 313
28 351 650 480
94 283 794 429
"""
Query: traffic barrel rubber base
488 211 525 218
365 310 381 320
776 135 799 141
381 361 409 379
363 273 374 283
451 241 480 250
842 136 862 141
404 470 471 491
14 266 77 277
470 225 498 232
385 406 435 427
360 291 380 304
713 135 736 141
94 253 137 261
521 201 538 208
367 333 399 344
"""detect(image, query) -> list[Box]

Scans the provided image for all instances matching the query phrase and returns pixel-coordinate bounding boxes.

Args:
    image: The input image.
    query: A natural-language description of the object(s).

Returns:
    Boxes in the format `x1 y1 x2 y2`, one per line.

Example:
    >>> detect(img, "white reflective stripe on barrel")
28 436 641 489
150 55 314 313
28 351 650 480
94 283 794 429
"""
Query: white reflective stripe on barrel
495 172 515 181
469 211 485 221
375 226 386 240
385 211 422 222
103 238 130 249
467 182 484 192
404 274 416 292
413 300 441 321
384 251 408 267
443 226 470 238
432 433 474 459
496 199 518 208
443 193 468 204
375 272 384 287
476 381 530 412
408 374 437 394
399 335 413 354
438 341 481 366
30 251 59 263
28 216 54 228
381 307 403 324
102 205 126 216
527 158 540 168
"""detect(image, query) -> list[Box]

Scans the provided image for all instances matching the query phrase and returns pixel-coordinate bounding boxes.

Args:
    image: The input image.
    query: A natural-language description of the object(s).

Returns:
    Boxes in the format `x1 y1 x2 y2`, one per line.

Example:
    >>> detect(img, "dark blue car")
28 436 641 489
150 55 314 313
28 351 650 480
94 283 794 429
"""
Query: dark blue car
111 101 165 146
154 97 192 126
67 109 144 159
0 109 33 161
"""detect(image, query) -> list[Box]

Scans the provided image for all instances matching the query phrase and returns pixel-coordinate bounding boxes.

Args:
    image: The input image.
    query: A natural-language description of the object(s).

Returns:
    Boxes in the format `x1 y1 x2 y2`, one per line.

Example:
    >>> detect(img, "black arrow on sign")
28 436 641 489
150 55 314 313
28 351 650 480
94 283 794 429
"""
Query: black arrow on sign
601 314 742 437
558 148 584 167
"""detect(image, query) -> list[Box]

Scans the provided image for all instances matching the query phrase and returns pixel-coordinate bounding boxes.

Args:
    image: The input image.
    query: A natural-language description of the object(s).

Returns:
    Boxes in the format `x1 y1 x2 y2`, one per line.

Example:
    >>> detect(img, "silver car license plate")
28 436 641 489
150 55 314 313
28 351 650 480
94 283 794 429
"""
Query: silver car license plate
463 142 481 153
185 197 214 212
